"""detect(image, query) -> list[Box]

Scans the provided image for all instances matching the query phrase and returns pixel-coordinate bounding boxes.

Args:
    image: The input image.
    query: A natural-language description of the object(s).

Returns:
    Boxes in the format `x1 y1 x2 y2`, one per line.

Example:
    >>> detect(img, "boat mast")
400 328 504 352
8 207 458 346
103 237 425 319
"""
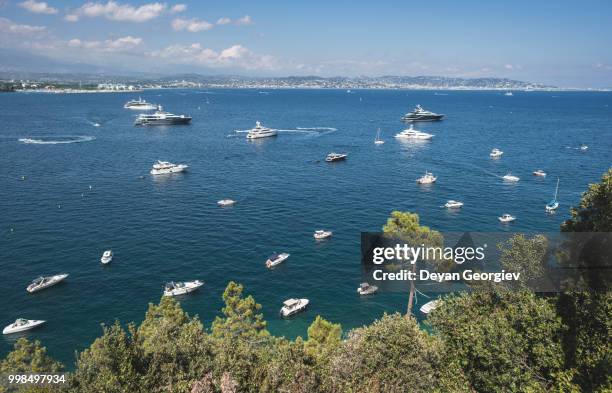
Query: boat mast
553 178 559 201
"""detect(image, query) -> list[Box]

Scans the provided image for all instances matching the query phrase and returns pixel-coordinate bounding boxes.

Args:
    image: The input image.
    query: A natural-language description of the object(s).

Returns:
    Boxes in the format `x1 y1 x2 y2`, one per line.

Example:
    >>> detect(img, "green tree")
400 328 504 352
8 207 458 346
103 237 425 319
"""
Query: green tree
382 211 444 314
428 290 578 392
211 281 268 340
499 233 549 285
562 168 612 232
304 316 342 359
328 313 469 392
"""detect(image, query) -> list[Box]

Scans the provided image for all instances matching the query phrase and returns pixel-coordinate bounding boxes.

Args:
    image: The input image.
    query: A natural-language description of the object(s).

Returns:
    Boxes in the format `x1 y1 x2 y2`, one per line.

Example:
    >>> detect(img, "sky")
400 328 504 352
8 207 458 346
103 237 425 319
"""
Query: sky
1 0 611 87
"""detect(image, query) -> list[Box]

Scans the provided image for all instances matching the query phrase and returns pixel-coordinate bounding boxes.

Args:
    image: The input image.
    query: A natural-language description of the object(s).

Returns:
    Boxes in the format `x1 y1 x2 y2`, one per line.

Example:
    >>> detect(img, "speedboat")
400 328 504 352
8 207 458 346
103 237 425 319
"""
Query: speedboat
124 97 157 110
420 299 441 314
502 173 520 182
246 121 278 139
3 319 46 335
266 253 290 268
217 199 236 207
395 125 433 140
580 144 588 151
374 128 385 145
498 214 516 223
314 230 333 240
546 178 560 212
325 153 347 162
444 200 463 209
416 171 437 184
134 106 191 126
100 250 113 264
533 169 547 177
26 274 69 293
357 282 378 296
279 298 309 318
163 280 204 297
490 148 503 158
150 161 188 175
401 105 444 122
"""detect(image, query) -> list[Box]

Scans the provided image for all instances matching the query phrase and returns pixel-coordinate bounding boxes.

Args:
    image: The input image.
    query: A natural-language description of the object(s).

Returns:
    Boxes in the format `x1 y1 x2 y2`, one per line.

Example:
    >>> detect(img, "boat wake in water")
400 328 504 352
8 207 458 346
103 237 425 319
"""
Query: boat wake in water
19 136 96 145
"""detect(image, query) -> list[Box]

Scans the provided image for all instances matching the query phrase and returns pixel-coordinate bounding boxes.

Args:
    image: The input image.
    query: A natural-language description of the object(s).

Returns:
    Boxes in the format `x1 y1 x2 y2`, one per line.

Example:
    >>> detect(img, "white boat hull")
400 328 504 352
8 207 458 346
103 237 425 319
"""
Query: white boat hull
246 130 278 139
280 299 309 317
150 165 188 175
27 274 69 293
3 320 46 335
163 281 204 296
266 253 290 268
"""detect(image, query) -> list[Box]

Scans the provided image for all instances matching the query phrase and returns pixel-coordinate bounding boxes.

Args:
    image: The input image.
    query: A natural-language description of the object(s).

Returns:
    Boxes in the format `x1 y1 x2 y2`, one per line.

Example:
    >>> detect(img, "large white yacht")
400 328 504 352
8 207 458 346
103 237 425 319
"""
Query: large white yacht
150 161 188 175
26 274 69 293
401 105 444 122
246 121 278 139
134 106 191 126
163 280 204 297
280 298 309 318
395 125 434 140
124 97 157 110
416 171 437 184
3 319 46 335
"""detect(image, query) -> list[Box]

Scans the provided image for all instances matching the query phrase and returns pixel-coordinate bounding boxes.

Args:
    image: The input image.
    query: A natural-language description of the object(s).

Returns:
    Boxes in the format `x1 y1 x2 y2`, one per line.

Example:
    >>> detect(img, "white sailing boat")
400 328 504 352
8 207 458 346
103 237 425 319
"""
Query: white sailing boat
374 128 385 145
546 178 560 212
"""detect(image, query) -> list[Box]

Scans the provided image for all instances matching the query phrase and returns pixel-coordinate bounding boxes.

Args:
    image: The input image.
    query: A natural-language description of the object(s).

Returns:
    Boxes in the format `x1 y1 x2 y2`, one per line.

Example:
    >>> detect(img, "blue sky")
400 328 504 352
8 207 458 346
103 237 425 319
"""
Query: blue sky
1 0 611 87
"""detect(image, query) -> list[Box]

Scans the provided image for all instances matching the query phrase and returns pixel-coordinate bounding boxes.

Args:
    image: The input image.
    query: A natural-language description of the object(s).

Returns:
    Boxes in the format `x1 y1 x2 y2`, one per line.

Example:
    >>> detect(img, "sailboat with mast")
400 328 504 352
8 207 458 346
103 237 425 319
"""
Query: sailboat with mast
374 128 385 145
546 178 560 212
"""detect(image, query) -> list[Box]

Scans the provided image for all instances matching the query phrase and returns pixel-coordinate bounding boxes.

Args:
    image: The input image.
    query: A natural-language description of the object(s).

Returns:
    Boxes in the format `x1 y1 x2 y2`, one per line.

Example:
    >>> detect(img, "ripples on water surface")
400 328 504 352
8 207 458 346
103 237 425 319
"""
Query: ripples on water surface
0 89 611 364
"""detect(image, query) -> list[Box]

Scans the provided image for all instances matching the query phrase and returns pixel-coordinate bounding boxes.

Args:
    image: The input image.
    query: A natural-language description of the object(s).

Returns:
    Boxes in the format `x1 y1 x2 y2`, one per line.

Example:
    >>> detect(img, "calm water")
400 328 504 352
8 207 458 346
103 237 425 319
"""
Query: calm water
1 89 611 365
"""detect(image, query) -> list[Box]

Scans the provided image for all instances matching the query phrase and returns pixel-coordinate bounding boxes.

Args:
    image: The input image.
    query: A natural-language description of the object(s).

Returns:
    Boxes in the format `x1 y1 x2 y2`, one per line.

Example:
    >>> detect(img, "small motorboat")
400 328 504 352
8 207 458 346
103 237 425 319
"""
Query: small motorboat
100 250 113 264
279 298 309 318
416 171 437 184
325 153 348 162
533 169 547 177
490 148 503 158
217 199 236 207
266 253 290 268
502 173 520 182
357 282 378 296
420 299 442 314
314 230 333 240
26 274 69 293
163 280 204 297
3 319 46 335
580 144 588 151
498 214 516 223
444 200 463 209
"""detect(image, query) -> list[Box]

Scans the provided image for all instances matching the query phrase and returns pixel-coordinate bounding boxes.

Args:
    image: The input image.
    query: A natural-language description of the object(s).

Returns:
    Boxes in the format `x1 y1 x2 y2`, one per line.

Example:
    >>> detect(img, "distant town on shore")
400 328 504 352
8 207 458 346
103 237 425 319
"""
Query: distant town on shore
2 73 607 93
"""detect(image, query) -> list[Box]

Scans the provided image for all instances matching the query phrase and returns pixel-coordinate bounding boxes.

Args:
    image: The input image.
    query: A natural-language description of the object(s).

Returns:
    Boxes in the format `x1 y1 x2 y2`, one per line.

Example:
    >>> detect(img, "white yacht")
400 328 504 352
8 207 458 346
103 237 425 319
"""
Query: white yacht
533 169 547 177
498 214 516 223
490 148 503 158
100 250 113 264
395 125 434 140
134 106 192 126
325 153 348 162
374 128 385 145
502 173 520 182
357 282 378 296
217 199 236 207
546 178 560 212
266 253 290 268
314 230 333 240
280 298 309 318
124 97 157 110
420 299 442 314
163 280 204 297
3 319 46 335
150 161 188 175
401 105 444 122
26 274 69 293
416 171 437 184
444 200 464 209
246 121 277 139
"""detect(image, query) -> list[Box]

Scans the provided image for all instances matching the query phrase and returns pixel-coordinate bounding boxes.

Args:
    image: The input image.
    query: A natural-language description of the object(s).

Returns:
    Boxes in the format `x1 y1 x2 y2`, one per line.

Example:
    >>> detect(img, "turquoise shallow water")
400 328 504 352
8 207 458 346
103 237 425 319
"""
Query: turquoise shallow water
0 89 611 365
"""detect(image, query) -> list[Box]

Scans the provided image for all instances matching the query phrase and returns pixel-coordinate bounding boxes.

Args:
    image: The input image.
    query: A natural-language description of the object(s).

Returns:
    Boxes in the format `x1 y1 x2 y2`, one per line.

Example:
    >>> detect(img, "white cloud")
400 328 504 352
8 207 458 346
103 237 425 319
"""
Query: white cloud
170 3 186 13
0 17 46 34
72 1 166 23
504 64 514 70
66 35 143 52
64 14 79 22
149 43 277 70
18 0 58 14
171 17 213 32
216 17 231 25
234 15 253 25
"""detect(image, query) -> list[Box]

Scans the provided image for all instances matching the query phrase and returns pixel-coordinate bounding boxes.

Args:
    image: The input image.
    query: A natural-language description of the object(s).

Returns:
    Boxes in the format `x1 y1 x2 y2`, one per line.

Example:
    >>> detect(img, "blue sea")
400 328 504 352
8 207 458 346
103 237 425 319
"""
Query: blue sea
1 89 610 365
